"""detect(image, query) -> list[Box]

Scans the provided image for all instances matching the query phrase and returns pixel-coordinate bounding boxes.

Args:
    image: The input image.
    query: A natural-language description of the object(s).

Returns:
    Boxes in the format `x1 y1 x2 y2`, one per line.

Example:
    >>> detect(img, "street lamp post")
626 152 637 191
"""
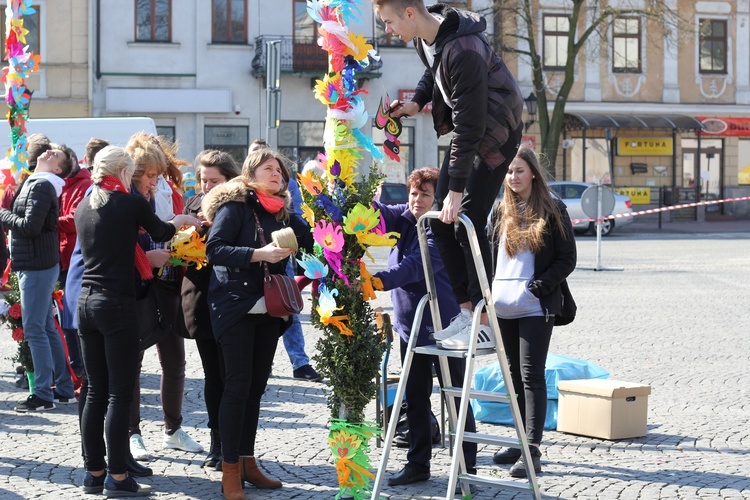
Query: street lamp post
524 92 538 131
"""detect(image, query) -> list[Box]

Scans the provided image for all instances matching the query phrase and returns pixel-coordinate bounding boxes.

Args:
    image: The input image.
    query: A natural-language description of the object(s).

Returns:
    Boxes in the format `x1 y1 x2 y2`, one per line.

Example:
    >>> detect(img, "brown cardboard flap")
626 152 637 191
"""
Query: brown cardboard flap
558 379 651 398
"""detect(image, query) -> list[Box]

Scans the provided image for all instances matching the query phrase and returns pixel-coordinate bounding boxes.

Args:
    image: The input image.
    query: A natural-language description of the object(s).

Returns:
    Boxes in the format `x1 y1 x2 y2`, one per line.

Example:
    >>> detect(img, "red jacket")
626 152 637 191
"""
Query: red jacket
59 167 93 270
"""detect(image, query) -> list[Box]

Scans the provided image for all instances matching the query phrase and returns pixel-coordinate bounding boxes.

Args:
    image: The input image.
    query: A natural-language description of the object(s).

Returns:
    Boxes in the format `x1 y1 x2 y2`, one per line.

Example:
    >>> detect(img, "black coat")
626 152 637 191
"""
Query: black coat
203 179 313 339
0 177 59 270
179 194 213 340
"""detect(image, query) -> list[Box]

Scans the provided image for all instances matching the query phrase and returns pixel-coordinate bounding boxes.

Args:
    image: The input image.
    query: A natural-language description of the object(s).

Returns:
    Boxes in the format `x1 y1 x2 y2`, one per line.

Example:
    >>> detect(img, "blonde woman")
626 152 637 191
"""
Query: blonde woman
125 135 204 461
75 146 199 495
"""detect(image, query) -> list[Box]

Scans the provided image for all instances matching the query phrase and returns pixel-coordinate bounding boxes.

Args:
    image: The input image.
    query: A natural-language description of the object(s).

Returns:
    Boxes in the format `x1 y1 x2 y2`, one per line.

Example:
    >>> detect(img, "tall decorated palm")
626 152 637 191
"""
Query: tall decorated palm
295 1 398 498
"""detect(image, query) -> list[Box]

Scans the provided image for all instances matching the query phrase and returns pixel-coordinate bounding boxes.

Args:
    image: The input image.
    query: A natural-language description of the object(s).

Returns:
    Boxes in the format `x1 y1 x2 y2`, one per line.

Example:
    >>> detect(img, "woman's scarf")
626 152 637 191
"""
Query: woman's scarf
97 175 154 281
255 189 285 214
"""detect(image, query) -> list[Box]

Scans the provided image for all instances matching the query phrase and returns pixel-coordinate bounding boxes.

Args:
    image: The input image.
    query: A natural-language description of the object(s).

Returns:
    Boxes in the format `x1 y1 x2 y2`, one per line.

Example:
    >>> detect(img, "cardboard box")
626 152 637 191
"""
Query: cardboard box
556 379 651 440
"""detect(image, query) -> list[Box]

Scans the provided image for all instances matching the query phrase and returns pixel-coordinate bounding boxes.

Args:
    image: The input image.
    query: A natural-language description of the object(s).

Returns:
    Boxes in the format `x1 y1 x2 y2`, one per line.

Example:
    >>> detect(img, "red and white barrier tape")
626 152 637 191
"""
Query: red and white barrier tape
570 195 750 225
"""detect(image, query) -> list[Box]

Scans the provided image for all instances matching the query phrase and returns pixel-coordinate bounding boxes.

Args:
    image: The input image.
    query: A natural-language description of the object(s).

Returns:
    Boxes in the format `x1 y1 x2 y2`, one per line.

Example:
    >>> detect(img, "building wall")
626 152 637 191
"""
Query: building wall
28 0 90 118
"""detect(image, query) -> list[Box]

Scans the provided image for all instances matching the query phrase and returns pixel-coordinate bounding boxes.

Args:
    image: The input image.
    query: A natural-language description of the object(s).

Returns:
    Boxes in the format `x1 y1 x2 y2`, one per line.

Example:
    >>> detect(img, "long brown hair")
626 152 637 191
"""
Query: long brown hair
495 147 568 257
241 149 291 221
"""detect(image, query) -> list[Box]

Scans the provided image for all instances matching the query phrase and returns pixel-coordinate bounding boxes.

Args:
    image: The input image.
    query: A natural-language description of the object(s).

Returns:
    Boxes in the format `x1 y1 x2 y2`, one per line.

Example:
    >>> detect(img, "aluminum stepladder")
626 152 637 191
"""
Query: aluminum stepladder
372 212 541 500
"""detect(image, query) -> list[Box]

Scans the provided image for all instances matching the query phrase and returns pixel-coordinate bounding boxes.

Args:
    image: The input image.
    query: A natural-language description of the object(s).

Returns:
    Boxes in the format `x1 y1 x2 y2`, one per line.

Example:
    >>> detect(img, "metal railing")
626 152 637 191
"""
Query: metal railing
251 35 382 78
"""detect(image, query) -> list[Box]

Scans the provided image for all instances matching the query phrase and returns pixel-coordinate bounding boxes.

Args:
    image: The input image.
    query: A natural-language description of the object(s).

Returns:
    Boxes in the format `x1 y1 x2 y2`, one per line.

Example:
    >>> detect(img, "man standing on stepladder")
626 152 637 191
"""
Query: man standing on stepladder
373 0 525 350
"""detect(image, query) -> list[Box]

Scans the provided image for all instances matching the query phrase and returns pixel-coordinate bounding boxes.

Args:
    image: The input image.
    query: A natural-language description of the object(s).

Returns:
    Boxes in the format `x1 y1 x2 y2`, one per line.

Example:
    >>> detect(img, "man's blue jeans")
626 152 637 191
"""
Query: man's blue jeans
283 259 309 370
18 266 75 402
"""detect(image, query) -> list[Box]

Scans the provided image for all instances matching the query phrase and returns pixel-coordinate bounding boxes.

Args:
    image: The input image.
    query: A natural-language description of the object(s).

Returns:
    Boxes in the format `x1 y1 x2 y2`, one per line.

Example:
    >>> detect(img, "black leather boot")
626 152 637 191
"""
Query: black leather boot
125 453 153 477
203 429 222 469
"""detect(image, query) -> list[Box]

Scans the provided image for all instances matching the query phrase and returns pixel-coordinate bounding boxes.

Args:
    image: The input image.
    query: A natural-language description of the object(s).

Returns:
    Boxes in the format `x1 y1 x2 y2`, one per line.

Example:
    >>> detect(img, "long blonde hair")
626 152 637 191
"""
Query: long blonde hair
494 147 568 257
89 146 135 209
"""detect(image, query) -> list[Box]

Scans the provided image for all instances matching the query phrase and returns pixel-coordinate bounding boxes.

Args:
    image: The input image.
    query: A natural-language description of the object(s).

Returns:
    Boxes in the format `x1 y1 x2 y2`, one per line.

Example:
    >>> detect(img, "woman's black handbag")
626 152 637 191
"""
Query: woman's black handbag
136 283 171 351
554 279 577 326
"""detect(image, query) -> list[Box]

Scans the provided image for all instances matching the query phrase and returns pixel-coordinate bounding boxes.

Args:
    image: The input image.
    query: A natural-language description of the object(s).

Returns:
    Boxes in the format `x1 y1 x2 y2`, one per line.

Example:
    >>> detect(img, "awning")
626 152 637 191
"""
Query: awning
564 113 704 131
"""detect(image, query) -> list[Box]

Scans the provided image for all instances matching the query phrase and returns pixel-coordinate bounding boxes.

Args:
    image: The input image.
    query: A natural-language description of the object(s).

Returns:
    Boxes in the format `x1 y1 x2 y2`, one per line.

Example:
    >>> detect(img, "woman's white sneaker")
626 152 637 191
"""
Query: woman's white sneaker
163 428 204 453
129 434 150 461
432 309 472 341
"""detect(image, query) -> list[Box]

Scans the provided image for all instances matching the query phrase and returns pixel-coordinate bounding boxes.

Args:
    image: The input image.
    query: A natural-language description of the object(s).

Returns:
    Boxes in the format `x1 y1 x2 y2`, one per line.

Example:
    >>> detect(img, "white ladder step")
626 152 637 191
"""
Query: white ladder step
459 431 520 448
413 344 498 358
443 387 511 403
457 473 538 494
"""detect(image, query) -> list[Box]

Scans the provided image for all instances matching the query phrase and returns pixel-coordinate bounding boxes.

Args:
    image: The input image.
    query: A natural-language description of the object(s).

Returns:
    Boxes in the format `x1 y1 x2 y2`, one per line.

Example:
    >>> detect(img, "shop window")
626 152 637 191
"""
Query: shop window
212 0 247 44
543 14 569 71
204 125 248 165
699 19 727 74
156 126 175 144
135 0 171 42
612 17 641 73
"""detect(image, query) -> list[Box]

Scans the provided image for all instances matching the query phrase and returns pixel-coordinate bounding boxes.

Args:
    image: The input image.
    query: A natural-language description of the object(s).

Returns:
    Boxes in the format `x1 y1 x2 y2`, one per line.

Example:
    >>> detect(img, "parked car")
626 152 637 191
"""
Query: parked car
376 182 409 206
548 181 634 236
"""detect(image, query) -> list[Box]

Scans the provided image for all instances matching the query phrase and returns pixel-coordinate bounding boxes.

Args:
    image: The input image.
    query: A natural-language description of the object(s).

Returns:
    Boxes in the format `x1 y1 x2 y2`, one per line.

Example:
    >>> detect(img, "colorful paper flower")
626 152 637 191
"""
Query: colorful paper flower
315 195 344 223
343 204 379 235
11 327 24 342
297 252 329 280
313 220 345 252
301 203 316 227
8 302 22 319
298 170 324 196
169 227 208 269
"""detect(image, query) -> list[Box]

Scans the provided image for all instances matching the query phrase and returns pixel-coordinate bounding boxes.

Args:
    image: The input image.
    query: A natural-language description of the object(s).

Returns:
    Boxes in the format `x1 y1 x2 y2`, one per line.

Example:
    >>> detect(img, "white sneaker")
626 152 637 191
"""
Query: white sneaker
433 309 472 341
130 434 150 461
163 428 204 453
438 324 496 350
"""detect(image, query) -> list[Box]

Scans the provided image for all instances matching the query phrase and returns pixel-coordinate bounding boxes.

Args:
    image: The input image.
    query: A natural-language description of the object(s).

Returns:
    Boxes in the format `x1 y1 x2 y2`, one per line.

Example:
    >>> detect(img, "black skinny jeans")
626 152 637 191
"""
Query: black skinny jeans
498 315 554 445
431 126 523 306
399 340 477 472
129 280 186 436
78 286 140 474
195 337 225 430
218 313 281 463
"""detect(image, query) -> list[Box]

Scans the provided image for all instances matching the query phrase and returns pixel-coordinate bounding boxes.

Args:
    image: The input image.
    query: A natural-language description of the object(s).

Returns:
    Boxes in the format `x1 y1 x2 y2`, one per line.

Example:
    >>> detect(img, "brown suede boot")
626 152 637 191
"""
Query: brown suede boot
239 456 282 489
221 461 244 500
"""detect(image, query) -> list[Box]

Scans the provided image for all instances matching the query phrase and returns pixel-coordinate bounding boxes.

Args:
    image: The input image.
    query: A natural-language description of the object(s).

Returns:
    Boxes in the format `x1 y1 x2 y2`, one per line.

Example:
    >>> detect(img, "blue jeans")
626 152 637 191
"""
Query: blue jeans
18 266 74 402
283 259 309 369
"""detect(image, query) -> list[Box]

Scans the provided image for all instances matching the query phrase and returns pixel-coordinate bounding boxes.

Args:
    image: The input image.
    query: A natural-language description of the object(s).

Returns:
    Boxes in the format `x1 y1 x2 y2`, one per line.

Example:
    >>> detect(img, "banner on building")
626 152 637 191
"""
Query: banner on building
615 187 651 204
617 137 673 156
696 116 750 136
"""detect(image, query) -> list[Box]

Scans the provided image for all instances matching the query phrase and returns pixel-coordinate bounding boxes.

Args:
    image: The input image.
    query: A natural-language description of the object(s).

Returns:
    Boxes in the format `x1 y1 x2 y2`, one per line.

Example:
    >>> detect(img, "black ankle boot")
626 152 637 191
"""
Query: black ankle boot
203 429 222 469
125 454 153 477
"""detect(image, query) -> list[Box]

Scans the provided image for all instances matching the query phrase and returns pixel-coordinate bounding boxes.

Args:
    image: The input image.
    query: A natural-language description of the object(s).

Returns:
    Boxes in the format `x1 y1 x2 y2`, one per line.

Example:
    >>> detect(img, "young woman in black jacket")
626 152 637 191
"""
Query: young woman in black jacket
202 149 313 500
179 150 241 469
489 147 577 478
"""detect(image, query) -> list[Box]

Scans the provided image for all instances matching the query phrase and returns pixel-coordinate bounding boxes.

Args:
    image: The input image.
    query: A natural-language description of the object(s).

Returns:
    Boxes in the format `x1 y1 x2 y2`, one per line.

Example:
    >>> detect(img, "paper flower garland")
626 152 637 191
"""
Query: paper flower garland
300 1 400 498
2 0 39 187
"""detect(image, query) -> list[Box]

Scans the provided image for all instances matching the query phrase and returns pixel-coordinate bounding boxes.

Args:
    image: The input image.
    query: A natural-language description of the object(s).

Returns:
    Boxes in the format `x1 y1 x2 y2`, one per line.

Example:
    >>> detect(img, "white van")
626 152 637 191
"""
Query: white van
1 116 157 163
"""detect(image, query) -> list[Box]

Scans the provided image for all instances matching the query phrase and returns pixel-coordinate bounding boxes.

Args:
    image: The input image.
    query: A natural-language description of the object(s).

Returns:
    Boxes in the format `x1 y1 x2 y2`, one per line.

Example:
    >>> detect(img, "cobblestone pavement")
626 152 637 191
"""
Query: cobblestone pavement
1 225 749 499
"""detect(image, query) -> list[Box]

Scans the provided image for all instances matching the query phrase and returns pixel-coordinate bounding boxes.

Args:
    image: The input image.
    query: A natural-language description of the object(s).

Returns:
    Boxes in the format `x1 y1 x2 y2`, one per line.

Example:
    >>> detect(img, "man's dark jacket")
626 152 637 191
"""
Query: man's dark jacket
411 5 524 192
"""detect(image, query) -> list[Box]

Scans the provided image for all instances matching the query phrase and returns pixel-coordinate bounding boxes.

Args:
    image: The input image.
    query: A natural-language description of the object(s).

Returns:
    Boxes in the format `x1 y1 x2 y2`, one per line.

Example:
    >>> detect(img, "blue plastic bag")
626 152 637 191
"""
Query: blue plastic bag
471 353 609 430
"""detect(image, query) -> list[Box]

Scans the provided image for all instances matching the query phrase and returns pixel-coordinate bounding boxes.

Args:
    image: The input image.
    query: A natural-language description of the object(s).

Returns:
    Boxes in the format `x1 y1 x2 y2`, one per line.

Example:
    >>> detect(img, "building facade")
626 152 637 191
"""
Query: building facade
2 0 90 118
512 0 750 218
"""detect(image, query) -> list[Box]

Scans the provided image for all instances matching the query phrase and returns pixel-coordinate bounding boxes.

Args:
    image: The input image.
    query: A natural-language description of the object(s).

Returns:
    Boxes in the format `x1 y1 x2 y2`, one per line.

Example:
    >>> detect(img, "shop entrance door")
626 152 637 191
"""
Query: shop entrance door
681 139 723 214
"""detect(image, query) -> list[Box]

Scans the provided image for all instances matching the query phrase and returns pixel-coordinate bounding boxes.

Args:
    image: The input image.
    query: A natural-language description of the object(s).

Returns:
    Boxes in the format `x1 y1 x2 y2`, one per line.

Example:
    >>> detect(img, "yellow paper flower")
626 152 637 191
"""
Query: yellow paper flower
169 227 208 269
301 203 316 227
346 33 373 60
298 170 323 196
343 204 379 235
329 429 361 460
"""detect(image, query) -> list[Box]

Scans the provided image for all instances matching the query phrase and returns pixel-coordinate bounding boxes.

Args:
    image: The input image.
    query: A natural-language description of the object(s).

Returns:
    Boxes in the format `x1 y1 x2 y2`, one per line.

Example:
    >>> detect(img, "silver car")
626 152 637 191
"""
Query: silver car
548 181 634 236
